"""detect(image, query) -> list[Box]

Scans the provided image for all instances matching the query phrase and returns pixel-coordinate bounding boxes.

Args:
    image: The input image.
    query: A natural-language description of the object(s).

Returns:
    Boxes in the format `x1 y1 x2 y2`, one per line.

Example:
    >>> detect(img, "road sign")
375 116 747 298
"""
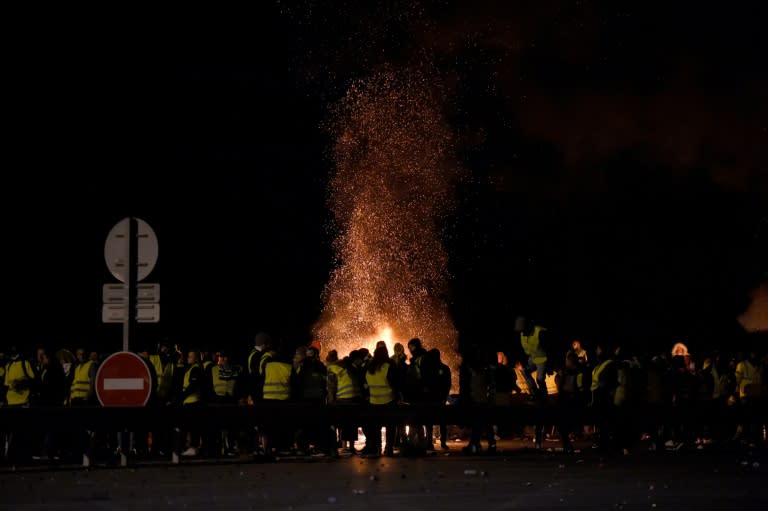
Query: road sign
102 303 127 322
135 303 160 322
103 284 126 303
102 283 160 304
95 351 152 407
104 217 159 283
102 303 160 323
136 283 160 303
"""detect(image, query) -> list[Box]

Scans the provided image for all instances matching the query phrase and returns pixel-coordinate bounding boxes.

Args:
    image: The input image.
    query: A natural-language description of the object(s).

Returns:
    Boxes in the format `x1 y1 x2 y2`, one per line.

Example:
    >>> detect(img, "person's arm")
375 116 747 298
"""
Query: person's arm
87 363 97 400
327 370 337 404
734 362 744 385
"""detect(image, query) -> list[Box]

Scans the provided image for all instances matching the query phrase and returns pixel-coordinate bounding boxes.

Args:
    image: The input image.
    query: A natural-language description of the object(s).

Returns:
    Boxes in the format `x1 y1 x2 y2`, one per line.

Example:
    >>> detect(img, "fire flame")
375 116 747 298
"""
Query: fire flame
314 66 461 388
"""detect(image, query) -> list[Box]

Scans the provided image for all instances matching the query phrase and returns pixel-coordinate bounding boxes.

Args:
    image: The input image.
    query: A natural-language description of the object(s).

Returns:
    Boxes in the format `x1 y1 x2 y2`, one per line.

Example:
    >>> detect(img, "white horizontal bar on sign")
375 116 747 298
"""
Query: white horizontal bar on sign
103 378 144 390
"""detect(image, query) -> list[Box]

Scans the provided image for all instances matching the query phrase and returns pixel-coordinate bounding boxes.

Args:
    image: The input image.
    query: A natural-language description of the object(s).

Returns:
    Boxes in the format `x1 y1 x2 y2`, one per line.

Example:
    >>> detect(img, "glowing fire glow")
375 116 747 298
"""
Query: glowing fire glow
314 66 461 386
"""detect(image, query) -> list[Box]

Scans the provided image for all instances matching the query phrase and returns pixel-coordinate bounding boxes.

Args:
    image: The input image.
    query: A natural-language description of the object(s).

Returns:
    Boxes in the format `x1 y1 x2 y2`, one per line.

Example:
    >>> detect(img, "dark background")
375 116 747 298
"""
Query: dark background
5 1 767 359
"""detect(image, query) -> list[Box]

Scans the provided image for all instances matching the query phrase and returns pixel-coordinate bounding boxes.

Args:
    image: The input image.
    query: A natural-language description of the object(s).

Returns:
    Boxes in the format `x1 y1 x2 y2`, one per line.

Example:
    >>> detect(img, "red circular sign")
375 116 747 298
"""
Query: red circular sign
95 351 152 407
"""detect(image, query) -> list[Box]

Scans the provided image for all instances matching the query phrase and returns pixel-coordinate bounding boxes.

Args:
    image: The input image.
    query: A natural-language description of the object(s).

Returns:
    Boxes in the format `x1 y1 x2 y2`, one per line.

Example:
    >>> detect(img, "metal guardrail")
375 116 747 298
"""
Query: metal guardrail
2 402 765 433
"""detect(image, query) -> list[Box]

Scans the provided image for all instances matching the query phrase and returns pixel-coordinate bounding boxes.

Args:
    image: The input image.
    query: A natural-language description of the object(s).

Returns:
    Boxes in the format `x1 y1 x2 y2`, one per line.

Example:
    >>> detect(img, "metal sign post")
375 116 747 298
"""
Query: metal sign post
103 217 160 351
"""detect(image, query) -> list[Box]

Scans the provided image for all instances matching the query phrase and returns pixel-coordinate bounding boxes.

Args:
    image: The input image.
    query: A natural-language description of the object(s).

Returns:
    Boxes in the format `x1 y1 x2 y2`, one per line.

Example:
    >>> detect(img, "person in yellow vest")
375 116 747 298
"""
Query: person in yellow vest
363 346 399 457
4 346 36 408
180 350 205 457
69 348 97 406
149 341 176 406
327 349 364 456
260 347 293 455
246 332 272 458
515 316 550 400
735 352 762 403
4 346 37 467
210 350 240 457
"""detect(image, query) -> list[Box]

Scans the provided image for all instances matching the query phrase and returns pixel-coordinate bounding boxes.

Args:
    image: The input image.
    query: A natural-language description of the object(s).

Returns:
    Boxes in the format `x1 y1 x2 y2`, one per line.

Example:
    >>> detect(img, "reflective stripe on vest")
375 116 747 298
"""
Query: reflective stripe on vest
263 361 291 400
212 365 236 397
183 364 202 405
5 360 34 406
591 360 614 391
70 360 94 401
520 326 547 365
331 364 360 400
259 351 276 376
366 362 394 405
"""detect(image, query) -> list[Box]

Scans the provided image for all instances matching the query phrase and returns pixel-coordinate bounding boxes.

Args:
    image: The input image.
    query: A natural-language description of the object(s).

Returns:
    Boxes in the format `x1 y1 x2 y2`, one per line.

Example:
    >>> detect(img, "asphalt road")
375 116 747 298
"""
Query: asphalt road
2 441 766 511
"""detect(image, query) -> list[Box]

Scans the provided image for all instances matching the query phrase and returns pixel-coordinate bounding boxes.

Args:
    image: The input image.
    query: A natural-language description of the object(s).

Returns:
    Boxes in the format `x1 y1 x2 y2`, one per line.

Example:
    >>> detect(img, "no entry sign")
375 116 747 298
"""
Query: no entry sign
95 351 152 407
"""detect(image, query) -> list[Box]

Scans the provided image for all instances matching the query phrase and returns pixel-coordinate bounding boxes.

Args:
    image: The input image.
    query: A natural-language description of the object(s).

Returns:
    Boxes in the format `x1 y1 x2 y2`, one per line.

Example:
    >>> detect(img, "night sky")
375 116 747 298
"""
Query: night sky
6 2 767 358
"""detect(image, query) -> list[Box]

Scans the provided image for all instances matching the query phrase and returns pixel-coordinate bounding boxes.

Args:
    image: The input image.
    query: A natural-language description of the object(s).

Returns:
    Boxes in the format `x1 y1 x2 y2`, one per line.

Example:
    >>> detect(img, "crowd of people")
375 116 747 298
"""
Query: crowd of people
1 317 765 467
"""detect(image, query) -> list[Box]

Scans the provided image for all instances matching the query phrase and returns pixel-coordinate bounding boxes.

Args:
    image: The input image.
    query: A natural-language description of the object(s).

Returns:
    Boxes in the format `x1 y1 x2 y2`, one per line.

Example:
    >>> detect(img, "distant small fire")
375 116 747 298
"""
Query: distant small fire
314 66 461 387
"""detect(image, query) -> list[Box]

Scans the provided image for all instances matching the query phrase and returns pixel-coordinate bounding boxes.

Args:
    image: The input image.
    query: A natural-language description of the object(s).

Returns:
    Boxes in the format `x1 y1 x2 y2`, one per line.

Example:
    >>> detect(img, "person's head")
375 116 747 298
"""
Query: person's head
571 340 582 352
217 351 229 367
89 351 99 363
671 342 689 357
187 350 200 365
349 350 364 367
514 316 532 334
306 346 318 359
407 338 422 356
375 340 387 351
36 348 45 363
326 349 339 364
393 343 405 356
294 346 307 365
253 332 271 351
426 348 441 364
497 351 508 366
368 346 390 373
358 348 371 362
76 348 86 363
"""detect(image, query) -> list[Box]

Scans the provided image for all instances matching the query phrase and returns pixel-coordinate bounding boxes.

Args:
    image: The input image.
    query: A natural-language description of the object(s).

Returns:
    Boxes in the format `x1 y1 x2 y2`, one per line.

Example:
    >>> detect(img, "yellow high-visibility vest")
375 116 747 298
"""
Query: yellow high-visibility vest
329 363 360 400
520 326 548 365
263 361 291 401
212 365 236 397
150 354 174 401
591 359 614 392
735 360 762 398
366 362 394 405
183 364 202 405
4 360 35 406
70 360 94 401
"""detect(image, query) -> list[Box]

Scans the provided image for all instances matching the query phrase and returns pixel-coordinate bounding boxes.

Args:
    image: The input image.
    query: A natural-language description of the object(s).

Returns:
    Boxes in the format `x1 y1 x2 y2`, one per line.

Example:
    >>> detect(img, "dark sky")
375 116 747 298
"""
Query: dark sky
6 1 767 357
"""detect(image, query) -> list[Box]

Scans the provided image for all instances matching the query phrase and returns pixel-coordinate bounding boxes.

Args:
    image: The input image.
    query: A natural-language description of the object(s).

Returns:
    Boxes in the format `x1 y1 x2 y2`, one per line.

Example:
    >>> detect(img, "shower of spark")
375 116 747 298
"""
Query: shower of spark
314 66 461 386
